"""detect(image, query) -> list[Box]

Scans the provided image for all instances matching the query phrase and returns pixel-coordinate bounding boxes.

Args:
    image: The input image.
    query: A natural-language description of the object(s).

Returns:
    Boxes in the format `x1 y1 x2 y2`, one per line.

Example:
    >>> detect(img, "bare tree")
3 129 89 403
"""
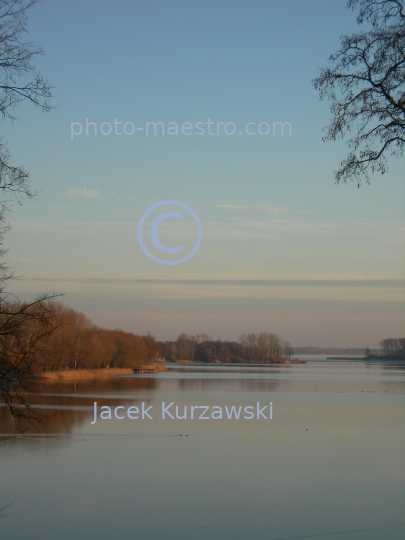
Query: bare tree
0 0 53 215
0 0 56 425
313 0 405 186
282 341 295 361
0 490 17 518
0 0 52 121
0 297 60 429
379 337 404 357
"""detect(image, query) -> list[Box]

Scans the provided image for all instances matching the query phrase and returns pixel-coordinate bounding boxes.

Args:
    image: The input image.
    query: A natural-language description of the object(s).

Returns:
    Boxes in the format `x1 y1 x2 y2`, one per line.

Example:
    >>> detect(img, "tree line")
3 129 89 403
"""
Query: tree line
366 338 405 359
0 299 159 421
158 332 295 364
1 300 159 373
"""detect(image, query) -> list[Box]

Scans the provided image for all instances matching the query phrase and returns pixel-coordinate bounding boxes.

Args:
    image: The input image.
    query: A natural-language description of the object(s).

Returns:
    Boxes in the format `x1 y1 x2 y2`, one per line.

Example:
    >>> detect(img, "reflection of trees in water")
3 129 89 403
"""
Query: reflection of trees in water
365 361 405 371
177 377 283 392
0 377 157 448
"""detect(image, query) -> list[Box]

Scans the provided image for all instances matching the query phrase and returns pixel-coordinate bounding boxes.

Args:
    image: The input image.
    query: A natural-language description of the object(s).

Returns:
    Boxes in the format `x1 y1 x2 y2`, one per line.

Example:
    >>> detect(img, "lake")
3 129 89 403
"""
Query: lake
1 358 404 540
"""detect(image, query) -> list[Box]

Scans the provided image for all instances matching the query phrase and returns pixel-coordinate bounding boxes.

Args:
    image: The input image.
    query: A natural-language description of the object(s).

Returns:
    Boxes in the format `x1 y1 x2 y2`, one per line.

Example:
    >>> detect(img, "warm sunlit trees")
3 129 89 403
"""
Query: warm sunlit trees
0 298 160 426
38 304 159 371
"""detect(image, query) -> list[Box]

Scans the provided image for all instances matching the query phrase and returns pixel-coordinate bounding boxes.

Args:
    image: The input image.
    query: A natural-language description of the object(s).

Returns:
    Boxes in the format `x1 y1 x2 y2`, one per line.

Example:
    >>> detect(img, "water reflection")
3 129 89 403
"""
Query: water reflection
1 361 403 450
0 377 157 446
0 361 404 540
177 377 282 392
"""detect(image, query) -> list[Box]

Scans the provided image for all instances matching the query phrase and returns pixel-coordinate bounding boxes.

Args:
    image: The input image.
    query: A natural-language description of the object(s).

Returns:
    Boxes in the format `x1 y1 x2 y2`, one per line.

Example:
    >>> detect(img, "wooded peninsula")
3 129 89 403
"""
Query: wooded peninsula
2 300 403 381
0 300 297 374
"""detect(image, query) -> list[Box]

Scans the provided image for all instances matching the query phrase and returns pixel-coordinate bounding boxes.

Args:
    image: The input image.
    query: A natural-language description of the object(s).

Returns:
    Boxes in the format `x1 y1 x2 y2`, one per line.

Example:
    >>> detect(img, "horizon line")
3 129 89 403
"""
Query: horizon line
19 278 405 288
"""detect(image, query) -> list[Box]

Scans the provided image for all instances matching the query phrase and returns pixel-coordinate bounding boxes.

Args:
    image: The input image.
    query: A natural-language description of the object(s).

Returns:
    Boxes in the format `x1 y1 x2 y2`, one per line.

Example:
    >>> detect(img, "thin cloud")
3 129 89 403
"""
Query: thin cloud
64 188 101 199
203 219 405 242
217 204 282 212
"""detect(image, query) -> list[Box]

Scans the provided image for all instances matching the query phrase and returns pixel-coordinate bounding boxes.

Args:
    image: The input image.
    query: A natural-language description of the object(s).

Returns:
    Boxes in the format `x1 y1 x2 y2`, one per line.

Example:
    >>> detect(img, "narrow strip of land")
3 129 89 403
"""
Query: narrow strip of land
41 368 134 381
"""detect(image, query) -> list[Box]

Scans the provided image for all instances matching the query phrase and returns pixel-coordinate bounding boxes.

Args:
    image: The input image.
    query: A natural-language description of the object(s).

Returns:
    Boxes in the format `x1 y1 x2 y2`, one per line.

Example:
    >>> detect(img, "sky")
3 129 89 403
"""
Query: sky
4 0 405 347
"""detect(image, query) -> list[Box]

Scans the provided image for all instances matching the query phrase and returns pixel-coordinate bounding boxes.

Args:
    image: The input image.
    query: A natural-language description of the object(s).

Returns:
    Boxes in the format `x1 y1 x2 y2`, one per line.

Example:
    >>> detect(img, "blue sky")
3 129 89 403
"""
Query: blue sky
4 0 405 346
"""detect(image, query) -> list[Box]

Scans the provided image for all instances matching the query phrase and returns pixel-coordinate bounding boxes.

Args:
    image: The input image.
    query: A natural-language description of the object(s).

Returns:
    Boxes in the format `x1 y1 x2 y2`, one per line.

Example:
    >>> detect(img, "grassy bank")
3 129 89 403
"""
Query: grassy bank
41 368 134 382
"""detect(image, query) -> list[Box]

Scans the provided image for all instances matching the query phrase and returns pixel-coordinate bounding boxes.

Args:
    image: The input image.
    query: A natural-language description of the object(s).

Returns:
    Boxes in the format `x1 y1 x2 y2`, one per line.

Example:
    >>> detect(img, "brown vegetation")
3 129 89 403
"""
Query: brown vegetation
41 368 134 381
39 302 160 371
0 300 159 425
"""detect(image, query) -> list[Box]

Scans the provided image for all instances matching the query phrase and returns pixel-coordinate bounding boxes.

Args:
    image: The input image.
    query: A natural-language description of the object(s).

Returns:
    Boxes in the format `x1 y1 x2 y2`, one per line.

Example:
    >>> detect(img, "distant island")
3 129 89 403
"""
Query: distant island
159 332 300 364
297 341 404 361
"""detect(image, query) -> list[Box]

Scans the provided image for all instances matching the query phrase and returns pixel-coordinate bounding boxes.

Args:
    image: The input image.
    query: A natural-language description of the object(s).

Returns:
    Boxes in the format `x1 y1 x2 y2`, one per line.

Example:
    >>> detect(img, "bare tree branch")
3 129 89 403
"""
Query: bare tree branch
313 0 405 186
0 0 57 430
0 0 53 121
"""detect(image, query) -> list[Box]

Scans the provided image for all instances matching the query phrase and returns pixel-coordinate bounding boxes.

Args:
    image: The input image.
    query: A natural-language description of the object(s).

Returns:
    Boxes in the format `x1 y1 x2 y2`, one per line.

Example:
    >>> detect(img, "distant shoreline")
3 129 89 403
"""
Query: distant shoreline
40 360 305 381
326 356 364 360
167 359 306 365
326 356 405 361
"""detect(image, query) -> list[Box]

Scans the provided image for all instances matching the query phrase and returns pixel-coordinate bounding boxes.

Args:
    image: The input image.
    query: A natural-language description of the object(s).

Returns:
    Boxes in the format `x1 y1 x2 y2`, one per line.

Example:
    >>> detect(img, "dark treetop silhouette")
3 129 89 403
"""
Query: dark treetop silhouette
0 0 55 425
313 0 405 186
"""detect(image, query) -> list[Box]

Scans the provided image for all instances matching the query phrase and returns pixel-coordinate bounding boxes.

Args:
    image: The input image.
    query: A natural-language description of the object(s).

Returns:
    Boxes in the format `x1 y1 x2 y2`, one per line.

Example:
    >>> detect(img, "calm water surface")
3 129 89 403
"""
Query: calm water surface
1 359 404 540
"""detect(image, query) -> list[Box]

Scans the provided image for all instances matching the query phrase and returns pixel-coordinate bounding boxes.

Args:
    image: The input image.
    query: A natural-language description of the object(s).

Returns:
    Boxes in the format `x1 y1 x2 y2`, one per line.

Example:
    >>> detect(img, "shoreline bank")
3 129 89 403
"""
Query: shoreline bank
41 368 135 382
41 365 169 382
